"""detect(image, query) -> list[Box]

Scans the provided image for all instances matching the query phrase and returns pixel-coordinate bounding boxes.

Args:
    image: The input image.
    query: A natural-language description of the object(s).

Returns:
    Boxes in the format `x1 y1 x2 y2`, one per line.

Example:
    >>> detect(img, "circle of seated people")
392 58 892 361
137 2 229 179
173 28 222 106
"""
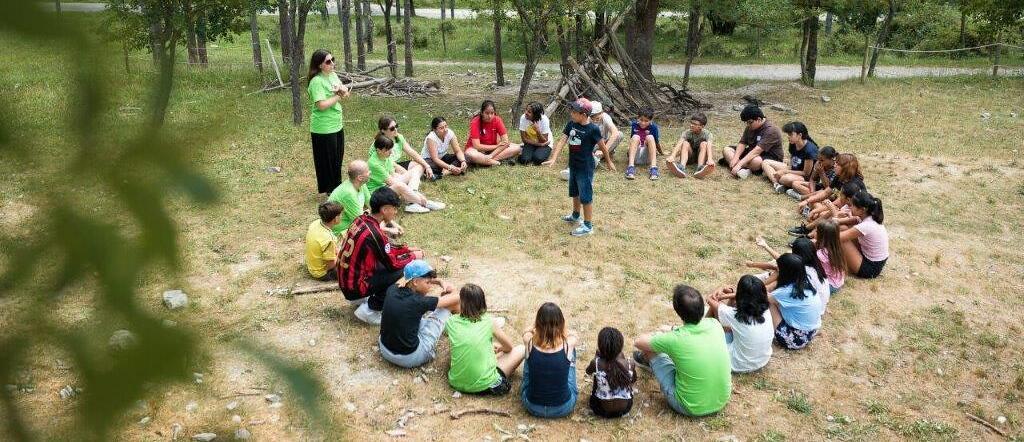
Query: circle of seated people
301 102 891 418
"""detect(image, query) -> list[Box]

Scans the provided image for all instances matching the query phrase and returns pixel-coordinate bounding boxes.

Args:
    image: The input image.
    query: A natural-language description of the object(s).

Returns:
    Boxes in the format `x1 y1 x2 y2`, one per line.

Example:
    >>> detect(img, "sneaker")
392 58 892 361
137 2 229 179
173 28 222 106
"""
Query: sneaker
570 223 594 237
788 225 811 237
736 168 751 180
786 189 803 200
424 200 446 211
559 168 570 181
632 350 652 370
801 206 812 218
354 303 382 325
773 183 786 193
669 162 688 178
405 203 430 213
694 163 715 179
561 213 582 224
625 165 636 180
649 166 660 180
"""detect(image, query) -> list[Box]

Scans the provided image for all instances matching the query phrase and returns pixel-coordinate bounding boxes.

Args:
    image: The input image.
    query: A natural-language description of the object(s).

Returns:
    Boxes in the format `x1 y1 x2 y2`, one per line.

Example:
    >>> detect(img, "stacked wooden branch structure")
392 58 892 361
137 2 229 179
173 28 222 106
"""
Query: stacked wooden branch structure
337 66 442 97
545 5 707 124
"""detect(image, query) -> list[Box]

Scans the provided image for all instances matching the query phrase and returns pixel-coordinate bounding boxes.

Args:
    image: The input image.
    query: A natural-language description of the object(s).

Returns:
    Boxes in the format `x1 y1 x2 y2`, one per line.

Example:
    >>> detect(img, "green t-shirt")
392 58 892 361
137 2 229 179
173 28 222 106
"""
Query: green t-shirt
367 147 395 193
650 318 731 416
445 313 500 393
327 180 369 235
308 72 344 134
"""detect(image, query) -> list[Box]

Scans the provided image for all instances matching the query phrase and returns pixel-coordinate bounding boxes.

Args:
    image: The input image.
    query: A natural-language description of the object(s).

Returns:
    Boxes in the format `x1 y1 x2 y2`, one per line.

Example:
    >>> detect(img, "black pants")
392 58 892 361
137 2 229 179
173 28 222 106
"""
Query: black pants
518 143 552 165
311 130 345 194
366 267 404 311
429 153 466 177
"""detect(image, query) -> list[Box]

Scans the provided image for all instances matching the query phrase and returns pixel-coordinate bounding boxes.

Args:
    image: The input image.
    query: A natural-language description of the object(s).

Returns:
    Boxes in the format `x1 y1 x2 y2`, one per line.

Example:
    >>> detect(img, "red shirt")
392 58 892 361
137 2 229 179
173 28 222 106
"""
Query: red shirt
338 214 414 299
468 114 507 146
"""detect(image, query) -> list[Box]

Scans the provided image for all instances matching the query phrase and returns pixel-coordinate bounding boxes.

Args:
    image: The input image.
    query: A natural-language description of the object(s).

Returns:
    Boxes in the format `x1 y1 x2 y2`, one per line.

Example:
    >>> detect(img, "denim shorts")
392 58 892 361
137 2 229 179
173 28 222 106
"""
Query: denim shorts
568 167 595 204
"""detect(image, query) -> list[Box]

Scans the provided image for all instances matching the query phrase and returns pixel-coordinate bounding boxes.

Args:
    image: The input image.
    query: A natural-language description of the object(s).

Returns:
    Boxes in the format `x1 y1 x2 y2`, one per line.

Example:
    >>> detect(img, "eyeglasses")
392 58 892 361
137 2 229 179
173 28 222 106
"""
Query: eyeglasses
388 125 398 131
324 58 335 65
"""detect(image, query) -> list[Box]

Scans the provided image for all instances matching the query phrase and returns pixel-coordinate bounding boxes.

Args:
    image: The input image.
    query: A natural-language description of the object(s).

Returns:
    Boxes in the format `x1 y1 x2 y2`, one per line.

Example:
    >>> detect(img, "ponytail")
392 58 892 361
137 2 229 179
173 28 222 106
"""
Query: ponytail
853 191 884 224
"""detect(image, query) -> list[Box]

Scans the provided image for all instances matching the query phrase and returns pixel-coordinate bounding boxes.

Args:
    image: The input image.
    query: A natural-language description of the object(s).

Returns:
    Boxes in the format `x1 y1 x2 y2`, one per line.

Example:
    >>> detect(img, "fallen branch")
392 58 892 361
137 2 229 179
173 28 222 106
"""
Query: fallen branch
965 412 1008 438
217 388 269 400
266 283 338 297
449 408 512 419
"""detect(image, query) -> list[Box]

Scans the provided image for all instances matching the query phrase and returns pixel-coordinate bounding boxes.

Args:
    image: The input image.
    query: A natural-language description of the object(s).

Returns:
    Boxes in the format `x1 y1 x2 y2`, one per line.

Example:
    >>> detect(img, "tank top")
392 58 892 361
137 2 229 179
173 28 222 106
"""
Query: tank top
421 130 454 160
525 344 572 406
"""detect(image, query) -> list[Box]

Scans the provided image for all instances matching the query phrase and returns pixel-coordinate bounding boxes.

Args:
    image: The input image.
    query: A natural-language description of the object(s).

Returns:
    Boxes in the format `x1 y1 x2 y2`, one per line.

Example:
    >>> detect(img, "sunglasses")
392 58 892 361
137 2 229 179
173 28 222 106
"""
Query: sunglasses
388 125 398 131
324 58 335 65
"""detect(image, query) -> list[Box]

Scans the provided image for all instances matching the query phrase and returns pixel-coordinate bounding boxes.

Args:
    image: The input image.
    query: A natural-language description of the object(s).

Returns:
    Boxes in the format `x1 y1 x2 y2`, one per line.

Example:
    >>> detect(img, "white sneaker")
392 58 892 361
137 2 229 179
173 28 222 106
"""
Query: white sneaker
354 303 382 325
424 200 446 211
786 189 803 200
773 183 785 193
559 168 570 181
737 168 751 180
405 203 430 213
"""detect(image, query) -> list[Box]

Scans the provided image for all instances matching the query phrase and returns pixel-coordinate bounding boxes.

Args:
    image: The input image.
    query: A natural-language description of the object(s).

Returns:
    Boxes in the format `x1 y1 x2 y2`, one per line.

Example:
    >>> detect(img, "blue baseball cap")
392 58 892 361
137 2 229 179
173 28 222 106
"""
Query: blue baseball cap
403 259 435 280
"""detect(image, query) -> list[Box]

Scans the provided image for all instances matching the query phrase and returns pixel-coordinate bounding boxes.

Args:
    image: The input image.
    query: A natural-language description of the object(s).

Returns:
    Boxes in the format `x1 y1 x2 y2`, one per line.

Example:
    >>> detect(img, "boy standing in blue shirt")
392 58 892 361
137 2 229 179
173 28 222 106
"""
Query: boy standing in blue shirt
544 98 616 237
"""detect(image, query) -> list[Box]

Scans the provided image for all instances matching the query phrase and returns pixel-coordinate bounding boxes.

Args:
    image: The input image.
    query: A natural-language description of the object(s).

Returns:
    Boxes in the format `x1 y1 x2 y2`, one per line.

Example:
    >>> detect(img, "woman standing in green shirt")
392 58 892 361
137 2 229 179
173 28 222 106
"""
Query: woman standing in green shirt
445 284 525 395
307 49 350 195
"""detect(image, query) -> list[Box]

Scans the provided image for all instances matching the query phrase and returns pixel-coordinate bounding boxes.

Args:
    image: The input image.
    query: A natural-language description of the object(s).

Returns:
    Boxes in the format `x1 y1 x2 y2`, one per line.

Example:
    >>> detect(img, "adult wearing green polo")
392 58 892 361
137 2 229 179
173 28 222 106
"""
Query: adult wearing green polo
307 49 351 195
327 160 371 235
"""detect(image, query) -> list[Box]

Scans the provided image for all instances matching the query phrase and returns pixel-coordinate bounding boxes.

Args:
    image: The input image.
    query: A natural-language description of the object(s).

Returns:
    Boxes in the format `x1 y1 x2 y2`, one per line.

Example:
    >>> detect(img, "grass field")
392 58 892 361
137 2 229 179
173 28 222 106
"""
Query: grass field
3 17 1024 442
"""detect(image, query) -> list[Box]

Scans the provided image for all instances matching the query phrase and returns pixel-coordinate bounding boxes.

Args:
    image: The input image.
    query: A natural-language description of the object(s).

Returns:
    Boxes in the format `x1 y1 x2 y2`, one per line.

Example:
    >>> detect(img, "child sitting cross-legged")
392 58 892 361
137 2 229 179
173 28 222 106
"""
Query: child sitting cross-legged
585 327 637 418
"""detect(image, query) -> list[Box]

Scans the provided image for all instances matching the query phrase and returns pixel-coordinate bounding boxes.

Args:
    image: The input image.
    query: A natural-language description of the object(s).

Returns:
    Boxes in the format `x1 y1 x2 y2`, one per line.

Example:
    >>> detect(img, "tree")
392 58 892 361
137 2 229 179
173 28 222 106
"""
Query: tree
797 0 820 87
403 0 413 76
379 0 398 77
281 0 315 124
492 0 506 86
278 0 292 62
511 0 562 117
249 1 265 72
682 0 703 89
355 0 366 69
623 0 660 83
364 0 374 52
338 0 353 71
868 0 896 77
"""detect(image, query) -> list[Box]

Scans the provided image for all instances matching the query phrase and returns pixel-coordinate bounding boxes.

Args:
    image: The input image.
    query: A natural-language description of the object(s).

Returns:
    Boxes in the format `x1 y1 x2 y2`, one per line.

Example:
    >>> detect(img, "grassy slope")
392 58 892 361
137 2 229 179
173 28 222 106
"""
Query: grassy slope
2 18 1024 442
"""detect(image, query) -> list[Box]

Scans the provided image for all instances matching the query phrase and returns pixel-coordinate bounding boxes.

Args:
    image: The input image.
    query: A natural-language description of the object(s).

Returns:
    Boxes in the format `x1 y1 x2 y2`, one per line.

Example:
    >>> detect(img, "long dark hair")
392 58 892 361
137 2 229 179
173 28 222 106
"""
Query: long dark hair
430 116 446 132
458 284 487 322
783 121 817 150
479 100 496 115
532 302 566 349
734 275 769 325
852 191 884 224
791 237 826 284
307 49 332 85
596 327 632 390
815 220 846 275
776 253 812 300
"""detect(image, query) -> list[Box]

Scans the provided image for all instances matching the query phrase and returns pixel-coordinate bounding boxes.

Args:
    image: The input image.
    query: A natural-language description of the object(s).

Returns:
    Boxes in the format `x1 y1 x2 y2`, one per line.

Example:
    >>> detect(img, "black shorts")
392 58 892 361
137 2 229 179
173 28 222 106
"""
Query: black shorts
475 367 511 395
856 254 887 279
429 153 465 177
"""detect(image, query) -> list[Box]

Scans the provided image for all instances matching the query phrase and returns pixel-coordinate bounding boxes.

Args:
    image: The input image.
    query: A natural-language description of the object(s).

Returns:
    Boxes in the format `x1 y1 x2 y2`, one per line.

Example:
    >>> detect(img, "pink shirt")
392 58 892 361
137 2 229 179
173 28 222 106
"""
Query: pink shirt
854 217 889 261
817 248 845 289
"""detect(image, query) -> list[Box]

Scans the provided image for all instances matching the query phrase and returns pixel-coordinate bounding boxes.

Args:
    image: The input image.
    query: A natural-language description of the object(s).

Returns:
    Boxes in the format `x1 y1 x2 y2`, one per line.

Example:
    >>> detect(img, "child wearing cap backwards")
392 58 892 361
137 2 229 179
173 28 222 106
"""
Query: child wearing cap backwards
544 98 616 237
560 101 622 181
379 259 461 368
624 107 662 180
666 112 715 179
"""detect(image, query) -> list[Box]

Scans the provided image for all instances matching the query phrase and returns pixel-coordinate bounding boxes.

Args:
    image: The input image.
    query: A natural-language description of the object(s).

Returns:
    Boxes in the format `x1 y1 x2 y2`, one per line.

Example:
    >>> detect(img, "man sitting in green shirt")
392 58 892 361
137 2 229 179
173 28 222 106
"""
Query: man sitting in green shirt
327 160 371 236
633 285 732 416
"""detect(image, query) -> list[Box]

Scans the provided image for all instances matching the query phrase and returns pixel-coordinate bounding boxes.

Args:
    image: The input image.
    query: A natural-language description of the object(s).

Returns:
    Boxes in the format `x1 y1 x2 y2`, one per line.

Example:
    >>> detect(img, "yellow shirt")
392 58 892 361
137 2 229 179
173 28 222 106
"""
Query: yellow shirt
305 219 337 278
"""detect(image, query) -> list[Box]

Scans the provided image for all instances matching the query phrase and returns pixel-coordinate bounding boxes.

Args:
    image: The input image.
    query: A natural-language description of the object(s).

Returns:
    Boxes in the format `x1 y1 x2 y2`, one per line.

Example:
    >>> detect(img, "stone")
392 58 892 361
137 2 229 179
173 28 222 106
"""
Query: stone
234 428 251 440
731 105 744 111
770 103 790 112
192 433 217 442
193 373 204 384
264 394 281 404
139 416 152 426
108 329 137 351
232 415 242 424
997 416 1007 424
452 391 462 399
226 401 239 411
58 385 80 400
1011 112 1018 118
716 436 740 442
981 112 991 119
821 95 831 103
386 429 408 437
171 423 183 441
186 401 199 413
163 290 189 310
344 402 357 412
266 166 282 174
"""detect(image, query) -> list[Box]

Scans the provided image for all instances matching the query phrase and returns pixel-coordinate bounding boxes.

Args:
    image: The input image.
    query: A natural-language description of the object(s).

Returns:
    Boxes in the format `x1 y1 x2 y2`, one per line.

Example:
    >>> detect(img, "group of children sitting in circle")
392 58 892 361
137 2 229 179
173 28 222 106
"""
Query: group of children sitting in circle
301 100 891 419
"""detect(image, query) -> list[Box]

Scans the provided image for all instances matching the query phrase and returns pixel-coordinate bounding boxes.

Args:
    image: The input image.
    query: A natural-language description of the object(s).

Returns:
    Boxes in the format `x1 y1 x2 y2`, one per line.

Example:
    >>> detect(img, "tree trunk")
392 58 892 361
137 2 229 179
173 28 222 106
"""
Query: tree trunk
338 0 353 72
799 18 809 79
449 0 454 19
575 12 586 62
185 0 199 64
492 0 505 86
288 0 313 125
824 11 833 35
355 0 366 69
594 10 605 42
514 52 538 117
556 20 571 79
250 8 264 72
409 0 415 16
868 0 895 77
364 0 374 52
197 14 209 65
959 9 966 50
278 1 292 64
624 0 659 82
147 5 163 66
439 0 447 54
682 1 702 89
707 9 736 35
403 0 413 76
802 14 818 87
55 0 61 13
382 0 397 77
440 0 445 19
394 0 400 21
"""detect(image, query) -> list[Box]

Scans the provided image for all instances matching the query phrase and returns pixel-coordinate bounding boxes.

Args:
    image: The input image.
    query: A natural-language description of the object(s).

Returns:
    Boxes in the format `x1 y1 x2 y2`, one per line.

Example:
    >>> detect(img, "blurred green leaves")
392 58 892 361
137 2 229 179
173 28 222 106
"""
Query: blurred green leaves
0 1 331 440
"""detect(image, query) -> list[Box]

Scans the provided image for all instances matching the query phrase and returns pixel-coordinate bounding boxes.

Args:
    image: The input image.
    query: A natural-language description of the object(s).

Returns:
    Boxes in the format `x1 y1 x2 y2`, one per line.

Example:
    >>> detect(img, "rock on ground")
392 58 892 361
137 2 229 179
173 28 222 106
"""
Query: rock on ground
163 290 189 310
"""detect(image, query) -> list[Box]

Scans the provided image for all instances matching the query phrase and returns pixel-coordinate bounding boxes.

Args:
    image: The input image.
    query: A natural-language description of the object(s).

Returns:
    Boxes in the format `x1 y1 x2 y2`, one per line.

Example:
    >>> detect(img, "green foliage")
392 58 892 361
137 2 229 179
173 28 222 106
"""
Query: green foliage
780 390 813 414
101 0 250 53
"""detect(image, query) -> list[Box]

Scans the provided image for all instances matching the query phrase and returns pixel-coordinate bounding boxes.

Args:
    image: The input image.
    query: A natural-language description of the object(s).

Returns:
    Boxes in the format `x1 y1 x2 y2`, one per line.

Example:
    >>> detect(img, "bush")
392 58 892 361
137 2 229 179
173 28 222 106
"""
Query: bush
820 30 868 57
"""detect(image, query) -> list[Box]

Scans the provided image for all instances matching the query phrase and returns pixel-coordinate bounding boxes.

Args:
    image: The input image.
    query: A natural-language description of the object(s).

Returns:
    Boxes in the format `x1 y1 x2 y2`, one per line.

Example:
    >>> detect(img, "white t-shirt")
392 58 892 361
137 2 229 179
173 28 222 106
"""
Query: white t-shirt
854 217 890 262
806 266 830 314
518 114 553 147
421 130 455 160
717 305 773 373
595 112 617 141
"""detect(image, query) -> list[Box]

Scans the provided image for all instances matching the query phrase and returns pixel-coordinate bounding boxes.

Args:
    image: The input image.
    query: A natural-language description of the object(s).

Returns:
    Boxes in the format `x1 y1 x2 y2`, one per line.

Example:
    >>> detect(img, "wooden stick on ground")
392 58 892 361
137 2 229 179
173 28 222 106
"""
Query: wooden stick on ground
289 283 340 296
965 412 1008 438
449 408 512 419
